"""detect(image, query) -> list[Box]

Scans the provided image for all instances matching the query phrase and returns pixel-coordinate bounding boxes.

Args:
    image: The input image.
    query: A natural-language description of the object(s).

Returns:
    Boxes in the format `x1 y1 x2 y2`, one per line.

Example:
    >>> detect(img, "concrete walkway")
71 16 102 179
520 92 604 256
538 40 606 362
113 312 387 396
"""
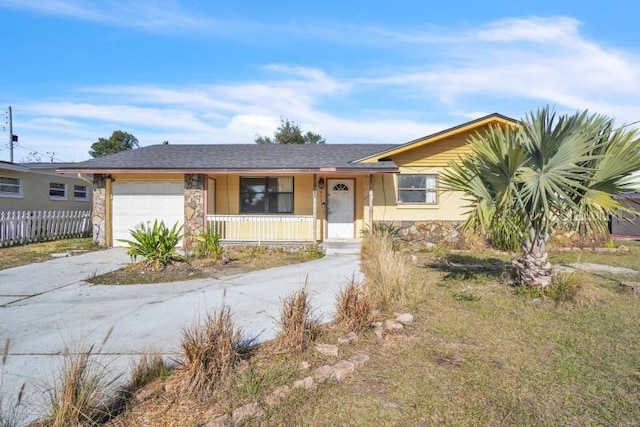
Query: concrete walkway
0 249 362 421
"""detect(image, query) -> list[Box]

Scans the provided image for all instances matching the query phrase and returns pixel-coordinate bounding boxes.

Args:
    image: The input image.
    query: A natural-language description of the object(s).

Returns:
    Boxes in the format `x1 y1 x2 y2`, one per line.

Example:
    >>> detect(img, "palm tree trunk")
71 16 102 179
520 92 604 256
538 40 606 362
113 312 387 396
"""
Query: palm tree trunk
513 235 553 289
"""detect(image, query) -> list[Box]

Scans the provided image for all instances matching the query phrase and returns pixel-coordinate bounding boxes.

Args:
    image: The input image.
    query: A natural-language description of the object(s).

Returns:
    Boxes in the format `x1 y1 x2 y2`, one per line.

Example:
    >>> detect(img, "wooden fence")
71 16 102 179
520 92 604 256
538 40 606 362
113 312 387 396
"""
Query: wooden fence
0 210 92 247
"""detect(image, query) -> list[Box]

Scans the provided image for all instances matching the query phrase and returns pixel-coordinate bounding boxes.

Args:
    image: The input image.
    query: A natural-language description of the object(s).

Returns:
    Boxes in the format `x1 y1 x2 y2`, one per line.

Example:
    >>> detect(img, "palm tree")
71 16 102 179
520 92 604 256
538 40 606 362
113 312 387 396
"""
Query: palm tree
442 107 640 289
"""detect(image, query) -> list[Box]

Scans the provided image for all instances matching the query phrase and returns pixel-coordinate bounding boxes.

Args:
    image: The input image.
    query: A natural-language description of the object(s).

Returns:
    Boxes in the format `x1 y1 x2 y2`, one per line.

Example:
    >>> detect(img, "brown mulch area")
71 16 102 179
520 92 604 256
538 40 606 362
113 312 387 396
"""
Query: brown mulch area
87 247 323 285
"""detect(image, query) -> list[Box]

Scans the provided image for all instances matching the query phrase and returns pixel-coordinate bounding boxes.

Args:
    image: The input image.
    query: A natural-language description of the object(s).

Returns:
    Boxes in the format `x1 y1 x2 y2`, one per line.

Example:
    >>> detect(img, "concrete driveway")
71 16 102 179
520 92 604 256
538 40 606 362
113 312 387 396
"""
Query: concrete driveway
0 248 362 421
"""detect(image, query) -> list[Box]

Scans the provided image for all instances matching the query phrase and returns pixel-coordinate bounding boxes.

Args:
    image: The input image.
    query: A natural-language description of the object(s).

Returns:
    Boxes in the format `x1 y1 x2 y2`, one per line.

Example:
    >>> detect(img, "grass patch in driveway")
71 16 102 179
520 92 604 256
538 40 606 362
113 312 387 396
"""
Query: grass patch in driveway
0 238 99 270
87 246 324 285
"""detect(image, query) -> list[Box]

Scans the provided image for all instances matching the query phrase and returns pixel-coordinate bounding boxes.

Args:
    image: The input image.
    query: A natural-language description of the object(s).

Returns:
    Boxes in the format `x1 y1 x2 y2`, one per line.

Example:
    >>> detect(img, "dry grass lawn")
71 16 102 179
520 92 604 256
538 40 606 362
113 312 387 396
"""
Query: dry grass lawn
30 242 640 426
0 238 98 270
264 248 640 426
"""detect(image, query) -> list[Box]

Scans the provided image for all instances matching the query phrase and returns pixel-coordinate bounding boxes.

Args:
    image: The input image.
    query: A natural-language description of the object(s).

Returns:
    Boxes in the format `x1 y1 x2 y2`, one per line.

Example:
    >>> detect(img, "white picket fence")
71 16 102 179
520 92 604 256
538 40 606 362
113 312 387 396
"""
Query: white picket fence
0 210 92 247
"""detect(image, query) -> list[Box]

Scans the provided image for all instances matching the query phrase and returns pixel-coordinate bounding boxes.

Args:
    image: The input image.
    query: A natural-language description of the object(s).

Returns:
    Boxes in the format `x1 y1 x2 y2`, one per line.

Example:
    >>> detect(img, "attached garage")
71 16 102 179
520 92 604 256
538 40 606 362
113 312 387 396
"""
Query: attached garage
112 181 184 247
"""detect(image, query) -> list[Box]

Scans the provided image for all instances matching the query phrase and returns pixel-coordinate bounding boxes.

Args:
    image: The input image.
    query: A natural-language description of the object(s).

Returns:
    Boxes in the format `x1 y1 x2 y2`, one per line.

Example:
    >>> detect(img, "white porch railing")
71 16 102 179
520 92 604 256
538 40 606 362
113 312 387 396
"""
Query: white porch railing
206 215 314 243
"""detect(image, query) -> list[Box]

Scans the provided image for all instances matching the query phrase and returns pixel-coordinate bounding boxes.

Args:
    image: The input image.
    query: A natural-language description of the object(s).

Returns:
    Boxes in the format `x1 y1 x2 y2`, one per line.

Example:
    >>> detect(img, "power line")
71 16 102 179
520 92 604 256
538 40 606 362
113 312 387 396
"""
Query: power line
621 119 640 129
12 144 64 163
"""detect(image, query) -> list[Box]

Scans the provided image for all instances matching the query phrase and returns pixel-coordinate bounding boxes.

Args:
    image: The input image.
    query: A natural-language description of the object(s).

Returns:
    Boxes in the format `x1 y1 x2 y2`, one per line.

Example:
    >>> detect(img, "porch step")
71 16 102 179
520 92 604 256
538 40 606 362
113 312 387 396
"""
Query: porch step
321 240 362 255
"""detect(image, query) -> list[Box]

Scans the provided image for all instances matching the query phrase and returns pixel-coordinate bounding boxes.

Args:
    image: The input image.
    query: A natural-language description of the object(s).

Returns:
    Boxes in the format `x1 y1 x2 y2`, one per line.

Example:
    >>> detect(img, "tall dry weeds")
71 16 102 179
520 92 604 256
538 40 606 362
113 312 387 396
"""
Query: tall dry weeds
46 344 114 427
276 287 320 353
334 278 372 332
361 229 413 310
122 352 170 397
1 338 26 427
176 306 242 399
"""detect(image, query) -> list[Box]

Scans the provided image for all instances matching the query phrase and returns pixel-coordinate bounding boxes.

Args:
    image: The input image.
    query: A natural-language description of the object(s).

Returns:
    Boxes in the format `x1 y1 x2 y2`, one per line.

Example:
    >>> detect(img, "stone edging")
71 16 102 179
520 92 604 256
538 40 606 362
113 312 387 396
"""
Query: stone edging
203 312 414 426
554 246 630 253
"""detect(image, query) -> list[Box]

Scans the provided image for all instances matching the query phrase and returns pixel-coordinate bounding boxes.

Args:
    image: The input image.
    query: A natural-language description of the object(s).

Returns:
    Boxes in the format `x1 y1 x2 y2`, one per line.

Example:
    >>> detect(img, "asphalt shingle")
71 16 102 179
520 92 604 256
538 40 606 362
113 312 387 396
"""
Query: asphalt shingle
62 144 399 171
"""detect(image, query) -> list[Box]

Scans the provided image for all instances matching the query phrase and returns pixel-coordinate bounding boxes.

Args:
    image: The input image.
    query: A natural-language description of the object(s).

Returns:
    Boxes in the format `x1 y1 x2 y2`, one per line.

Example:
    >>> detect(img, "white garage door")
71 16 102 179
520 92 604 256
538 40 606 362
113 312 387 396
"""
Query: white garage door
112 181 184 247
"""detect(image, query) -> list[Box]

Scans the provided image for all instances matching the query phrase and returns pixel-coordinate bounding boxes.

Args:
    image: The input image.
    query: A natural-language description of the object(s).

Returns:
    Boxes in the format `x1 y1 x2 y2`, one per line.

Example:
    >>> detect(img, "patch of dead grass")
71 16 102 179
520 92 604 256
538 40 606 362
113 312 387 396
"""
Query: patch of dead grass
334 277 372 332
172 306 243 401
361 230 420 310
0 238 99 270
276 287 320 353
42 343 115 427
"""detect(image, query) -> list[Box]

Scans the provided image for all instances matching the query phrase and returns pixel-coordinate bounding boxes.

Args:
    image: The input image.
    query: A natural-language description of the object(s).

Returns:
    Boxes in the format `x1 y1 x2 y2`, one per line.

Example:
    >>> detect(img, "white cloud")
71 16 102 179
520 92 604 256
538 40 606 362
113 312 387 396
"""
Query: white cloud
0 0 218 33
361 17 640 123
6 16 640 161
12 64 439 160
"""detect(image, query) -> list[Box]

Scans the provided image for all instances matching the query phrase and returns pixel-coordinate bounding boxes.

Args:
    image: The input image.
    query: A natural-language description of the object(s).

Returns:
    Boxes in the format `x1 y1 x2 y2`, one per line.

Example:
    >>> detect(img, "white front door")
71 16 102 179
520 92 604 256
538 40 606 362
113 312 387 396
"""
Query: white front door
327 179 355 239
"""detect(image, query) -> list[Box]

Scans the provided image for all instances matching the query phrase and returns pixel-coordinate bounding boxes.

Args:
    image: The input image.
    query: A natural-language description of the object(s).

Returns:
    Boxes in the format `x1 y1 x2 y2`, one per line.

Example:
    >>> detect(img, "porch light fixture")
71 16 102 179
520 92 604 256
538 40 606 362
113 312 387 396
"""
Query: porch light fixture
318 178 325 189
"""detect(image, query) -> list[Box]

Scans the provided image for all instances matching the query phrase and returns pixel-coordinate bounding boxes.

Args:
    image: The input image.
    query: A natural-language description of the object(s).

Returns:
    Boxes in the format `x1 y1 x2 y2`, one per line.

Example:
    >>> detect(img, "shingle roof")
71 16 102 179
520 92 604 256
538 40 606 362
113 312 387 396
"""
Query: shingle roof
61 144 399 171
21 162 86 169
0 161 28 172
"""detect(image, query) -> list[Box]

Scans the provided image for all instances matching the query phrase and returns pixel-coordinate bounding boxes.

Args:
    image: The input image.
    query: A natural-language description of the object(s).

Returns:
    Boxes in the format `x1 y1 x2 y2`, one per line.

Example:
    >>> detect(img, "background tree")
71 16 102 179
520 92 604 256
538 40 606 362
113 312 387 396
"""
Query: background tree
441 106 640 289
255 118 325 144
89 131 139 158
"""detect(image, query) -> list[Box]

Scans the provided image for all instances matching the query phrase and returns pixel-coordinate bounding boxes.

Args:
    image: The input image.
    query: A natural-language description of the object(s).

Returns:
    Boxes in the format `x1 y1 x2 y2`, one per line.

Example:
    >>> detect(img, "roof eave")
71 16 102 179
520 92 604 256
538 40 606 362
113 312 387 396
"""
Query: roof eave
59 167 399 175
354 113 518 163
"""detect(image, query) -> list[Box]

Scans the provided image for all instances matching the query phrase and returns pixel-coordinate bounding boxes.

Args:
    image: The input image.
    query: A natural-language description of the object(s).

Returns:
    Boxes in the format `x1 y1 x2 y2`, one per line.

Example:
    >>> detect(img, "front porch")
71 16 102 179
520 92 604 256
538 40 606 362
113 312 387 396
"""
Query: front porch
202 174 378 244
207 214 315 243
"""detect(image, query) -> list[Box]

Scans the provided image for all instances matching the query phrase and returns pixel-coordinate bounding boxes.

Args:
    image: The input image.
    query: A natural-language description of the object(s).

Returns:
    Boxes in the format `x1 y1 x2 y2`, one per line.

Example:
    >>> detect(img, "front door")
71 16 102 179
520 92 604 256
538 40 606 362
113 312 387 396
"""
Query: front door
327 179 355 239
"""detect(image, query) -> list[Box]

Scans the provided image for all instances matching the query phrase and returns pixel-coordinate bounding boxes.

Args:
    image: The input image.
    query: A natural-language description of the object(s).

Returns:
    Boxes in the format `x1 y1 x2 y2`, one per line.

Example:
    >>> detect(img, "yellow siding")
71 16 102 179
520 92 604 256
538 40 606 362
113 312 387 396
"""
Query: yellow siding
369 167 469 223
206 178 216 214
294 175 313 215
365 126 493 224
210 175 315 216
354 176 366 236
212 175 238 214
392 130 475 168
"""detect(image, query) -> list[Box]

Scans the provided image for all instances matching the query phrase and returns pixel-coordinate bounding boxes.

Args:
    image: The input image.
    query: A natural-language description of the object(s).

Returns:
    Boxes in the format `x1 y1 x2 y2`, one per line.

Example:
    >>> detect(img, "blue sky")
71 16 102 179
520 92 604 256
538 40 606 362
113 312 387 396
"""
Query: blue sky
0 0 639 162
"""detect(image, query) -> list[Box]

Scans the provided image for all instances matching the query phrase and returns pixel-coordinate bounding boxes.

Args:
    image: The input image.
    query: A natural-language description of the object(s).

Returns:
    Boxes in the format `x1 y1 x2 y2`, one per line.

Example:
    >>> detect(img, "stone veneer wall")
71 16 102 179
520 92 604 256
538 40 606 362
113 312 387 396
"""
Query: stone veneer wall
378 220 609 250
92 174 107 246
376 220 468 249
184 174 206 250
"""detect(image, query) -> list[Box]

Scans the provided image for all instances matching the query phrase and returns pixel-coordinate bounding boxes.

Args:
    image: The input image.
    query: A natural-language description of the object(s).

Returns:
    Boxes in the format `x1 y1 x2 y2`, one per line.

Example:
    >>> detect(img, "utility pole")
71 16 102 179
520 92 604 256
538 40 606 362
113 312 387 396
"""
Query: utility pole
8 106 17 163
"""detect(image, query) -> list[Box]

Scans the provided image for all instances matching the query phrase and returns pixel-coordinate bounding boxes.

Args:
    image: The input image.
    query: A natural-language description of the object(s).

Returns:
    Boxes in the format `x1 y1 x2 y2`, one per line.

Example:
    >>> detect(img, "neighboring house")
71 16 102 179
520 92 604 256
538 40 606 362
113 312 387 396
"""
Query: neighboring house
0 162 93 211
60 113 517 248
611 192 640 237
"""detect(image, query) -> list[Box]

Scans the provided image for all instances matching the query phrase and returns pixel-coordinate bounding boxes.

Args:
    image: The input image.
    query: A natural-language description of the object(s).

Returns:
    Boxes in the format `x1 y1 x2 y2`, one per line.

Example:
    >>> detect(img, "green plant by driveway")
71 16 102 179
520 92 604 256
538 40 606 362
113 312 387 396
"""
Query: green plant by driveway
195 229 224 260
118 220 183 270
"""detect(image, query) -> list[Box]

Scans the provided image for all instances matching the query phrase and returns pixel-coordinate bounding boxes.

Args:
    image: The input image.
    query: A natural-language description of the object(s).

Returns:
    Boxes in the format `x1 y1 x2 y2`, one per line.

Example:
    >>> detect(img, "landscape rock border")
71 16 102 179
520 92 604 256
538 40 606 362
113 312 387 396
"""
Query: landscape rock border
202 313 414 426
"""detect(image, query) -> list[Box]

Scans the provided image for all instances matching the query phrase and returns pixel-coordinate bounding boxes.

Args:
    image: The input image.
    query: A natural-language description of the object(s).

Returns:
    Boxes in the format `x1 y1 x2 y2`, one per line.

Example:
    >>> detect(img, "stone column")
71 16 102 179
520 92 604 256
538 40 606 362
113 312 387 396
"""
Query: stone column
184 174 206 250
92 174 107 246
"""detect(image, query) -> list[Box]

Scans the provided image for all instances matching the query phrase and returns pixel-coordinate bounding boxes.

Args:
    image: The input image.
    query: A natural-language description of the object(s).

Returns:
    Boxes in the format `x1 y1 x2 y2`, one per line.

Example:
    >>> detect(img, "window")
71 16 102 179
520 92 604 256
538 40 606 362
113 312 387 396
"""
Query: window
0 176 21 197
240 177 293 214
49 182 67 199
397 174 437 204
73 184 88 201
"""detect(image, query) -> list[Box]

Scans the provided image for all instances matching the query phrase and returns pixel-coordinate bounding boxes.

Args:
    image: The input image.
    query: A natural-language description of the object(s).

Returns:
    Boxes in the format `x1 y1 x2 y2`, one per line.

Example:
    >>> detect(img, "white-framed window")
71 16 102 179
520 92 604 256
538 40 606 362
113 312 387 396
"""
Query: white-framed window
73 184 88 201
397 174 438 204
0 176 22 198
49 182 67 200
